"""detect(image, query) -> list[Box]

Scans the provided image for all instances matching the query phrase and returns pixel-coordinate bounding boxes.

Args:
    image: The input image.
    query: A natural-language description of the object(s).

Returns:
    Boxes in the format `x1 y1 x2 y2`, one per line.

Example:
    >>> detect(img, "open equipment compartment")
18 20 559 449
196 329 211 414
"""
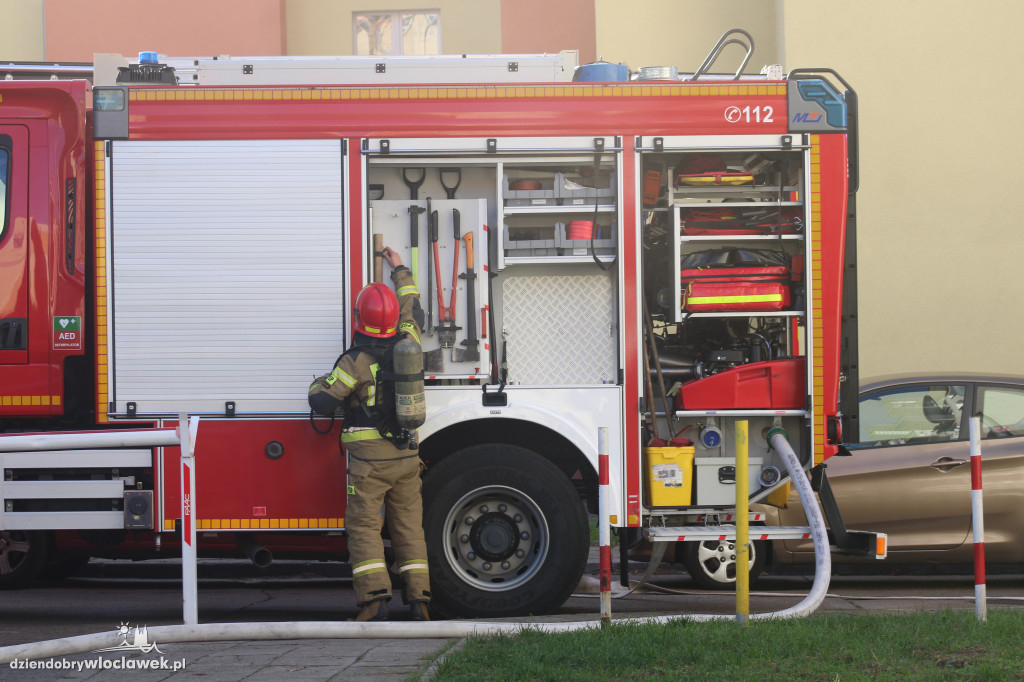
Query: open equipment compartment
363 137 621 386
638 135 813 509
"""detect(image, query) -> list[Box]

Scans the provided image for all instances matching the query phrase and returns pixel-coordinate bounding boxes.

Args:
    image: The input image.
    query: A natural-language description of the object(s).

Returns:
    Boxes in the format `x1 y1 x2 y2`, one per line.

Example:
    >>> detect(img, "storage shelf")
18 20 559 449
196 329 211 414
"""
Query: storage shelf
498 159 619 269
671 184 800 198
503 255 615 265
681 311 803 319
647 525 813 541
504 204 615 215
674 200 803 208
673 408 809 417
680 234 803 242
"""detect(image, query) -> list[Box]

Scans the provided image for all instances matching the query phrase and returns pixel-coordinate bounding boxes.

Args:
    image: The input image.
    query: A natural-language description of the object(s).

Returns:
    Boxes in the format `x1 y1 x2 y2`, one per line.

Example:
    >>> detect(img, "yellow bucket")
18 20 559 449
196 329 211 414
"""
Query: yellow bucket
644 446 694 507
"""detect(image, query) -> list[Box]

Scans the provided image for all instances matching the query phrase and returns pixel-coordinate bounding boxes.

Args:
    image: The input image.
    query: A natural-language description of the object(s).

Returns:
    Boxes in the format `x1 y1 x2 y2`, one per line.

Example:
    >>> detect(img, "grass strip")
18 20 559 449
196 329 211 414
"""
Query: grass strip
429 609 1024 681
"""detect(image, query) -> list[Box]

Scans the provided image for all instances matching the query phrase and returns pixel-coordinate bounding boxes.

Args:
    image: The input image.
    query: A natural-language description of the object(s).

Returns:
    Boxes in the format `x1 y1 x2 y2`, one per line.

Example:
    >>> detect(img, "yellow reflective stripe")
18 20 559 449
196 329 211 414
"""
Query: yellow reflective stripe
397 284 419 297
331 367 357 388
341 430 384 443
398 322 421 345
367 361 379 406
688 294 783 305
363 324 397 335
352 560 388 576
398 561 429 573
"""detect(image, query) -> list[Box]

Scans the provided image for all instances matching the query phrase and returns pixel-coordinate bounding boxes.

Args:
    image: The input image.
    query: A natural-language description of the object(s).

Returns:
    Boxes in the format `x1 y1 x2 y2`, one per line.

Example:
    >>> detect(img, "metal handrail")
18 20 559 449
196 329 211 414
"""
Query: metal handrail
689 28 755 81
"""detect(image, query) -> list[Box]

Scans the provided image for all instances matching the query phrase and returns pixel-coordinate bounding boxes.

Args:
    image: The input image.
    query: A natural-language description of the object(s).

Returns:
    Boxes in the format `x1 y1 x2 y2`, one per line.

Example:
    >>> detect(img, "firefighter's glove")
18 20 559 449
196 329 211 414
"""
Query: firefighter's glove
309 374 332 393
308 374 344 417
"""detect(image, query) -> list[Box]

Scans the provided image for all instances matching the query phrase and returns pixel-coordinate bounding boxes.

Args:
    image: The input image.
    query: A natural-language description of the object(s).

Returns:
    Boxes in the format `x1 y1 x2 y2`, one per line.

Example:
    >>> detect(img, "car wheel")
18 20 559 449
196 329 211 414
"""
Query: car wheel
0 530 49 589
681 535 767 590
423 444 589 619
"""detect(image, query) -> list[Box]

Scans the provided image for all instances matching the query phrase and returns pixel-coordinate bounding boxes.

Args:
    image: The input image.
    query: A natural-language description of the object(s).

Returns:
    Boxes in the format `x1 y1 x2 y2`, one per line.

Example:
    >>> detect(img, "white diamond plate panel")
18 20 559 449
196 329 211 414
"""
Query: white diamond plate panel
503 274 617 385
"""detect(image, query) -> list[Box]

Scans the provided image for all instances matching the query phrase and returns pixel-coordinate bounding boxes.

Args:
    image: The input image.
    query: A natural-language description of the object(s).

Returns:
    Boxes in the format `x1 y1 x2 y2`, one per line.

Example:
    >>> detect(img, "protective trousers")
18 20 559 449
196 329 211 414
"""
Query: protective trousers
345 446 430 606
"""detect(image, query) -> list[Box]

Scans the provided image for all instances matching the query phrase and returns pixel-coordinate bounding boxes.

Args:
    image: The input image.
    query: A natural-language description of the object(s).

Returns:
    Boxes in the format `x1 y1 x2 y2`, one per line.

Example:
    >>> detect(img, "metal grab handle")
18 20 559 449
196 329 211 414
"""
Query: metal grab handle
690 28 755 81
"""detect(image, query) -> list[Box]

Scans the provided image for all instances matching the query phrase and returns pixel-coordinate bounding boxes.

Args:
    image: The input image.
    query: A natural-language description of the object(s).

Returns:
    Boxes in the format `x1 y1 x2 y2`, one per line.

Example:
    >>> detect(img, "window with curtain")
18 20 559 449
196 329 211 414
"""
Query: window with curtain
353 11 440 55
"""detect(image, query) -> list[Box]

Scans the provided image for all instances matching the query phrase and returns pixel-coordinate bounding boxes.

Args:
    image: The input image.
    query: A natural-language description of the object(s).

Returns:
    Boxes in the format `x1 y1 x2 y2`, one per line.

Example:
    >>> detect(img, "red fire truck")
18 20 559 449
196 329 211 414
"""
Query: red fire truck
0 34 879 618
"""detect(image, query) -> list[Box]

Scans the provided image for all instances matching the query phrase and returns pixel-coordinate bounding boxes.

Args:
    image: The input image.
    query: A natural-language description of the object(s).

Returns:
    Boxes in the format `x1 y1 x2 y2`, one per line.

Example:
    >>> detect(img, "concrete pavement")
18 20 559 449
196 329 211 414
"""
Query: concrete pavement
3 554 1023 681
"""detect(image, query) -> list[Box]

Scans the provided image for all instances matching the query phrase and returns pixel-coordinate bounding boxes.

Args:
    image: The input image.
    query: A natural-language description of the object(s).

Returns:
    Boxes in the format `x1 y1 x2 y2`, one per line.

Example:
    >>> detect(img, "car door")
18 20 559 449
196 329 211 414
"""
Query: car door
780 381 973 555
970 383 1024 562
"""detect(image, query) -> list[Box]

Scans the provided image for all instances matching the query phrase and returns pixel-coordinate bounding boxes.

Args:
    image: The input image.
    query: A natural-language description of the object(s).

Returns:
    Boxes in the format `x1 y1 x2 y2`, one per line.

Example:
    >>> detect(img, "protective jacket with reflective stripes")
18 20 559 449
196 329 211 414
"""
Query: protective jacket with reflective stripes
308 266 422 456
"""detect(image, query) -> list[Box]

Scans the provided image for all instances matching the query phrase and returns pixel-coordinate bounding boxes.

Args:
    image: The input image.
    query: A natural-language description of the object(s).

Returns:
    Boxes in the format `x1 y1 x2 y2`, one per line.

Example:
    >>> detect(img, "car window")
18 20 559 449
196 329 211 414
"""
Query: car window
858 384 965 446
978 385 1024 438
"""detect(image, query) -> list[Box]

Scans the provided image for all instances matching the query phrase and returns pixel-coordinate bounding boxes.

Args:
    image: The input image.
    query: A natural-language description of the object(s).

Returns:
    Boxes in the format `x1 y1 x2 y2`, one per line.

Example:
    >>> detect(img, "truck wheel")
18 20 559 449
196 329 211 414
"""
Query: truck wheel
0 531 49 589
681 536 767 590
423 445 589 618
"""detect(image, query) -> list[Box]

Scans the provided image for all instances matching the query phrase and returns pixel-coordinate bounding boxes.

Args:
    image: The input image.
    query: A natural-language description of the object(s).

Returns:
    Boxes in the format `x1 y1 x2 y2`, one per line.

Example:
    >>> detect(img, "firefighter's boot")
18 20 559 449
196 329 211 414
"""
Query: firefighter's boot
351 596 390 622
409 599 430 622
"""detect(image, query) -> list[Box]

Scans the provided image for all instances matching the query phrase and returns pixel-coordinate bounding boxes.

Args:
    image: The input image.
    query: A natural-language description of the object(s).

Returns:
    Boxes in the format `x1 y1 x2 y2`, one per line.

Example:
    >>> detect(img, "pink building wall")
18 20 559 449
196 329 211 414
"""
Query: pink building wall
45 0 286 62
500 0 595 63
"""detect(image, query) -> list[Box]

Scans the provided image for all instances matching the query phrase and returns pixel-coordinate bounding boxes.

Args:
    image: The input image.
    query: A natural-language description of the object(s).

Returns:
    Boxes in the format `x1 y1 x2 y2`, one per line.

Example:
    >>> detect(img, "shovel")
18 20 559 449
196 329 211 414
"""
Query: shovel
402 168 425 199
440 168 462 199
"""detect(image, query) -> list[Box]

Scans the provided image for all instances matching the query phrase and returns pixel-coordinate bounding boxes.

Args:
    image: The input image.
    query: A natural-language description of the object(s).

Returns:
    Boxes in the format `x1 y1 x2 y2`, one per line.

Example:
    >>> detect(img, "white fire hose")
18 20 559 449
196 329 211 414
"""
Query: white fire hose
0 430 829 663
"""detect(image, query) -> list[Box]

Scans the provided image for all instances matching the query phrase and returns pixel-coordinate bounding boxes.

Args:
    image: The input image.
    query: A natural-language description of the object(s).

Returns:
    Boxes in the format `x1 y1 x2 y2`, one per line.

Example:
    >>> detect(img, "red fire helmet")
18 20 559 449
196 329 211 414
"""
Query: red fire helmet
353 283 400 338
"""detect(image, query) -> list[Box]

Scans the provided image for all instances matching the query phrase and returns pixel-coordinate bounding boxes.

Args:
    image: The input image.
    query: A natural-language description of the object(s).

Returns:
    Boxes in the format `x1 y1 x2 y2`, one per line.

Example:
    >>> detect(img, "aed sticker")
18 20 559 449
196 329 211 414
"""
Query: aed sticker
652 463 683 488
53 316 82 351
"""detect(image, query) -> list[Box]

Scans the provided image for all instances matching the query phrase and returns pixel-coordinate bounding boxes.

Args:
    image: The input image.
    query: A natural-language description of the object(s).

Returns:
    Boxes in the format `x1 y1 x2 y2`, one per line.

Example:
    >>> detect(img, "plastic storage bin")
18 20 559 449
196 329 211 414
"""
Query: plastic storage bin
676 358 805 410
644 445 694 507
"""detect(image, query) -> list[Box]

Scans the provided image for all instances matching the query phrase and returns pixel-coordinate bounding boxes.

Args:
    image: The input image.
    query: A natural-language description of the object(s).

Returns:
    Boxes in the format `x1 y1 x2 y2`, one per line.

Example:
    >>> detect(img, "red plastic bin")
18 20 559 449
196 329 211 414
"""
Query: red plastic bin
675 358 806 410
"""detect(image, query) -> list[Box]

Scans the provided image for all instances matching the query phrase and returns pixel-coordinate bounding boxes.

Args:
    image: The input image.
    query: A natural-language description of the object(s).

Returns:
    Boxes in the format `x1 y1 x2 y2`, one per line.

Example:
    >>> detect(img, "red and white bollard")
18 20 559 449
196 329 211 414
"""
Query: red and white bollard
598 427 612 624
969 416 986 621
179 414 200 626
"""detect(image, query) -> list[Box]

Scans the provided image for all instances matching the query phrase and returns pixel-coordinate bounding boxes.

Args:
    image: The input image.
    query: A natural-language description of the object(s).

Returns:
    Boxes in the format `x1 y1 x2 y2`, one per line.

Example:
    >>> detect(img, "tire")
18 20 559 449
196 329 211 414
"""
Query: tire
423 445 589 619
0 530 50 589
681 535 767 590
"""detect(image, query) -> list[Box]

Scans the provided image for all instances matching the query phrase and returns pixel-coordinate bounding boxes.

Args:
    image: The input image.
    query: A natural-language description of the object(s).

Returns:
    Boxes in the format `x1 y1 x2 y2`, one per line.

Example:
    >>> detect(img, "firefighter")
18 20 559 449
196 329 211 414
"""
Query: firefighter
307 247 430 622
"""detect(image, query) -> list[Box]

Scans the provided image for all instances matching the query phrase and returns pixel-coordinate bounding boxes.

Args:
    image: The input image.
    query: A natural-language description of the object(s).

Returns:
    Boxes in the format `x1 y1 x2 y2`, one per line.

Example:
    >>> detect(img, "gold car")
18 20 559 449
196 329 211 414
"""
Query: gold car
760 374 1024 573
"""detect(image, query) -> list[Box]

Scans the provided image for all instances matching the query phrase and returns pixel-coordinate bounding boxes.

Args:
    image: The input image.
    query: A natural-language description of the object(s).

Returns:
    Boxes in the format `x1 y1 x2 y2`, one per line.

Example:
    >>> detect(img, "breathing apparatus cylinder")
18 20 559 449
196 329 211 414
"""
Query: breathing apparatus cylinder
393 335 426 430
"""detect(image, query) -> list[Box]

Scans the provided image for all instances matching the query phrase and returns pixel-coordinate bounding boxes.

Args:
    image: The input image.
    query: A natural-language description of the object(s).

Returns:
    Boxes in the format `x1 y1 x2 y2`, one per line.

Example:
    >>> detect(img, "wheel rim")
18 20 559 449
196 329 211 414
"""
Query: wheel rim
694 539 756 585
0 531 31 576
441 485 550 592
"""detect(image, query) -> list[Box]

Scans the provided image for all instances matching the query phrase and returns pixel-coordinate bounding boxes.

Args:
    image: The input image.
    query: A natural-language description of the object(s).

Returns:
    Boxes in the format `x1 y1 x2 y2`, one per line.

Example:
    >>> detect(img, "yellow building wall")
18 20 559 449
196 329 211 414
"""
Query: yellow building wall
285 0 501 56
784 0 1024 378
1 0 45 60
594 0 781 74
42 0 286 62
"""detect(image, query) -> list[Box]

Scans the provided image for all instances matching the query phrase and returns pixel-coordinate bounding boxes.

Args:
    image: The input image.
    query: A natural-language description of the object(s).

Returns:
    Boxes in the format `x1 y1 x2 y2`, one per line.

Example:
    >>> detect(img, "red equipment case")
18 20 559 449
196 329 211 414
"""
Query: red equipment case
680 265 791 312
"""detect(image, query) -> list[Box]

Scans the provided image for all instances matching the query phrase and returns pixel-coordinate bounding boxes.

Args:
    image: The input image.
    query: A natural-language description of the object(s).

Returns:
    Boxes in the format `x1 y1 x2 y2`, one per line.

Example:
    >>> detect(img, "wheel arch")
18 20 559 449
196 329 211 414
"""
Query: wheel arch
419 416 598 513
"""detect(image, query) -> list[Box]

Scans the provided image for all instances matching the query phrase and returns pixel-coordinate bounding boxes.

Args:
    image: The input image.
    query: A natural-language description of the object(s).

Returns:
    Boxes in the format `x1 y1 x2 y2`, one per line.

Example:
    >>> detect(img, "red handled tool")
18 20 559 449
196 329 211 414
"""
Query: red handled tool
433 209 462 348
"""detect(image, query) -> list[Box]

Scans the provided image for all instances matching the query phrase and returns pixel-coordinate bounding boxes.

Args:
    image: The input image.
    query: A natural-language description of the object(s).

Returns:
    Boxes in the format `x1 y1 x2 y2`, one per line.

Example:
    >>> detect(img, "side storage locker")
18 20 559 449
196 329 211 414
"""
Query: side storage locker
108 139 346 416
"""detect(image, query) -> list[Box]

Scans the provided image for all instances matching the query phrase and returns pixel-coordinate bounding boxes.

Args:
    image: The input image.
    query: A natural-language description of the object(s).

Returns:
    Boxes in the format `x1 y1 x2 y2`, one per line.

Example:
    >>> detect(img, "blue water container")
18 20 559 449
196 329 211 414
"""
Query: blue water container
573 61 630 82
